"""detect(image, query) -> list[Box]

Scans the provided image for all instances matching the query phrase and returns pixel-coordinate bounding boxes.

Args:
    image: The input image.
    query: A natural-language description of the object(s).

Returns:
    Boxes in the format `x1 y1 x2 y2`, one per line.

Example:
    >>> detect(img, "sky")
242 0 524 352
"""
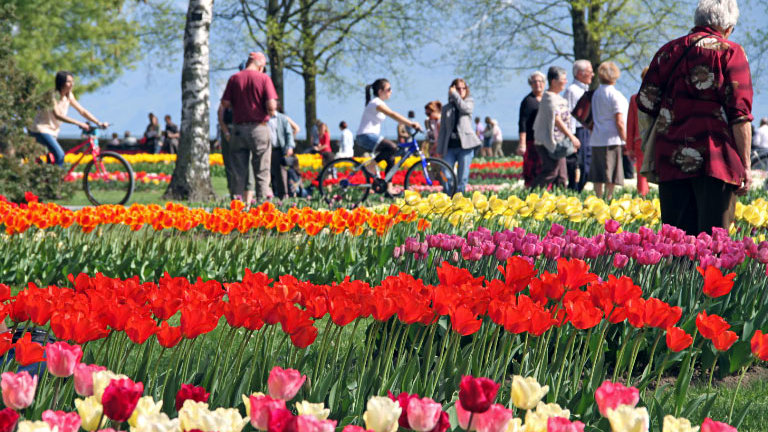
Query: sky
59 6 768 141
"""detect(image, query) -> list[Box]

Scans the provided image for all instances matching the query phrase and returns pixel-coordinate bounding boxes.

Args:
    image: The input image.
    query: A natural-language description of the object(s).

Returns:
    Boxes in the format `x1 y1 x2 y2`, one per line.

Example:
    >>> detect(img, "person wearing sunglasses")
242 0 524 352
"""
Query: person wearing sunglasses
355 78 421 179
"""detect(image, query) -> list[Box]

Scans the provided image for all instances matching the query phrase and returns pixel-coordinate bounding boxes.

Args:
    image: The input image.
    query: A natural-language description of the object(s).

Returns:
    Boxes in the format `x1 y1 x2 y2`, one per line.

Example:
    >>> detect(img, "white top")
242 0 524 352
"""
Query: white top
356 97 387 136
492 122 503 142
754 124 768 150
338 128 355 157
563 81 589 132
475 122 485 140
29 91 73 137
590 84 628 147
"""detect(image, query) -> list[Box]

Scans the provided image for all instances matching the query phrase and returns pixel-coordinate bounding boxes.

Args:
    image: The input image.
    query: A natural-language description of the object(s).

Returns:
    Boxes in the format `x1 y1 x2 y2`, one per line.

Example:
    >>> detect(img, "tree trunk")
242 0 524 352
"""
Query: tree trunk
570 0 601 78
266 0 285 103
164 0 216 202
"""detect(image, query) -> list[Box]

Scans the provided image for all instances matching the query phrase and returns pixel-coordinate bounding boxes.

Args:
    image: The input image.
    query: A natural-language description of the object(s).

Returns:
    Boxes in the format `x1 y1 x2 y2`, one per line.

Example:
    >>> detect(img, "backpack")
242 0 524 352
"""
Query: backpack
571 90 595 131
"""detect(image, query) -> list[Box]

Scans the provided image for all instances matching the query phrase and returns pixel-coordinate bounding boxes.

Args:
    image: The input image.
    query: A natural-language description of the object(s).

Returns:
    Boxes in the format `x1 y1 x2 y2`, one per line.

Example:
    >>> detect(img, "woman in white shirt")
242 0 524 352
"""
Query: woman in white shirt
588 61 629 201
337 121 355 158
28 71 108 166
355 78 421 175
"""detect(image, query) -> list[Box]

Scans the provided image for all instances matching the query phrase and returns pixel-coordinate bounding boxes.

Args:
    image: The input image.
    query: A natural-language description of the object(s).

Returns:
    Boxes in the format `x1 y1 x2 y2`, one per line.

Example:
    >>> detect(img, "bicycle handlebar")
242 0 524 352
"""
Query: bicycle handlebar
81 123 109 135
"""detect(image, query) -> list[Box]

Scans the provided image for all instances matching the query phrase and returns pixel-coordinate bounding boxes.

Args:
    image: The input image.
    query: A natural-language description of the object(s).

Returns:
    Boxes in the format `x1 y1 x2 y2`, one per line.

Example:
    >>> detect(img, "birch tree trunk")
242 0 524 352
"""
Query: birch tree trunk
164 0 216 202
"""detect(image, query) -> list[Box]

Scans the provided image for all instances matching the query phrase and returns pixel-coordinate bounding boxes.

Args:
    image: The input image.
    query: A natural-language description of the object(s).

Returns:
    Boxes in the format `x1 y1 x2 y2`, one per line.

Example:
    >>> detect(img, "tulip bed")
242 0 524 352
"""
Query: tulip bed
3 171 768 431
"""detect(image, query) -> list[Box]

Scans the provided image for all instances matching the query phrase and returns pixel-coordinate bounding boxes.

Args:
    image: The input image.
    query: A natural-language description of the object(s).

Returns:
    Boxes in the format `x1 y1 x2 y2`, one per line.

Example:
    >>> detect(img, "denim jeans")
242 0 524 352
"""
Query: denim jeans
30 132 65 166
442 146 475 194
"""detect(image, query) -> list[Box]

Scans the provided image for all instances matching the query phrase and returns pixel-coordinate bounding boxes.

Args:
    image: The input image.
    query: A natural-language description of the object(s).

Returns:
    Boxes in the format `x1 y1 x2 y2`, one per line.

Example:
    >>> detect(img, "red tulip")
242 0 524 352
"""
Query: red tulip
451 306 483 336
428 411 450 432
101 378 144 422
696 311 730 340
13 333 44 366
666 327 693 352
268 408 297 432
0 333 12 357
156 322 182 348
0 408 19 432
125 317 157 345
712 330 738 352
751 330 768 361
458 375 500 413
175 383 210 411
698 266 736 298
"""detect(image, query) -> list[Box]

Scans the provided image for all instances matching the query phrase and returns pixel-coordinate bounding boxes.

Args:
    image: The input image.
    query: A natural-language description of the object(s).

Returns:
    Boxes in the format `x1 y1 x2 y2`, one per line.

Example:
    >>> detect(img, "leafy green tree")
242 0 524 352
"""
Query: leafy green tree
7 0 142 93
0 4 74 202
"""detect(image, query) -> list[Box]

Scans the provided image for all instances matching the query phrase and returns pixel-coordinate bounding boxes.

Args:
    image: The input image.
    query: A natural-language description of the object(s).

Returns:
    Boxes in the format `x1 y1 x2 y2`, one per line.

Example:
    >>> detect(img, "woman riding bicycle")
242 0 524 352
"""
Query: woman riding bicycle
28 71 108 166
355 78 422 178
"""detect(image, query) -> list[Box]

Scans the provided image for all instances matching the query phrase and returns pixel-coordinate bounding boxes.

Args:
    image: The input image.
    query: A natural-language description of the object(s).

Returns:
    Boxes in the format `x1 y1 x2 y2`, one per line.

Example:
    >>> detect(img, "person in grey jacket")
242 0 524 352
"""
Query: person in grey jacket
434 78 482 194
268 105 297 198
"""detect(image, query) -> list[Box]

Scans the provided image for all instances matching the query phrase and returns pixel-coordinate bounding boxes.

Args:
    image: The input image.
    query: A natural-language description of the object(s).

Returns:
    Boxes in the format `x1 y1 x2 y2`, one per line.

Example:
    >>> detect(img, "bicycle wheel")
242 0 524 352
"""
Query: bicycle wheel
83 151 135 206
403 157 458 196
753 155 768 172
317 157 374 208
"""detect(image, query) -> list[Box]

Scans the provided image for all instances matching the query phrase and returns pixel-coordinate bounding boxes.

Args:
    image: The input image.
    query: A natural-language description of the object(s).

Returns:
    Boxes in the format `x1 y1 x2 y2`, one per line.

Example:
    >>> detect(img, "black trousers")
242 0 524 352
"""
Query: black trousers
658 176 737 236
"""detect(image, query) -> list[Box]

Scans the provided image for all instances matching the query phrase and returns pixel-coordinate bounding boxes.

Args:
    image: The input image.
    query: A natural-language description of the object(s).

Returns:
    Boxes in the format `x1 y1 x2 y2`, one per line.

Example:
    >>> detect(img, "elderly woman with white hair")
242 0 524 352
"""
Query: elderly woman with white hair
637 0 753 235
517 71 546 187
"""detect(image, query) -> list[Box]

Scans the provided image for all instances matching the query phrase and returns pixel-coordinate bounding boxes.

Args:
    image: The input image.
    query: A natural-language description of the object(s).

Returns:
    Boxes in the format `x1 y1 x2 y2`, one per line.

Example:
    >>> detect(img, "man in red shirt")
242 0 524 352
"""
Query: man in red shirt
219 52 278 202
637 0 752 235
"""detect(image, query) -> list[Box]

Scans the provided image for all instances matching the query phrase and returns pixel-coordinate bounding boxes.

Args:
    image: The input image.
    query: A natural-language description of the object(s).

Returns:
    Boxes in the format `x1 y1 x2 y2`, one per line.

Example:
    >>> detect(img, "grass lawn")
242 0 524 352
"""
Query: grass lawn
685 374 768 431
53 175 231 207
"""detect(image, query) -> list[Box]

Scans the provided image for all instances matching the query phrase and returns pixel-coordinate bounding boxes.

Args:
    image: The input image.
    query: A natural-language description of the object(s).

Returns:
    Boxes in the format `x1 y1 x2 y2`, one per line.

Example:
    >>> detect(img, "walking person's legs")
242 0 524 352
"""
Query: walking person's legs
270 148 288 199
249 124 273 202
229 126 252 199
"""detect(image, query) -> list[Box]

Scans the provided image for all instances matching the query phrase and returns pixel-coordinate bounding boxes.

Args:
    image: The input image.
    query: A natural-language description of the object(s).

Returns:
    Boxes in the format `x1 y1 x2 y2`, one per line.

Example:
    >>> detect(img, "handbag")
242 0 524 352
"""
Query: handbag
549 137 576 159
639 32 712 183
571 90 595 131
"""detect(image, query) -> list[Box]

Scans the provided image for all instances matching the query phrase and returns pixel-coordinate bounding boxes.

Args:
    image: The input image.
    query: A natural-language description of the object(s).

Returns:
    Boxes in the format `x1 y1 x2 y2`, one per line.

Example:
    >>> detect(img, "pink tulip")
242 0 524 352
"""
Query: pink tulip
613 254 629 269
594 380 640 417
45 342 83 378
547 417 585 432
296 414 337 432
74 363 107 397
42 410 82 432
473 404 513 432
267 366 307 400
701 418 737 432
605 219 620 233
406 397 442 432
249 394 286 430
455 400 473 430
1 371 37 410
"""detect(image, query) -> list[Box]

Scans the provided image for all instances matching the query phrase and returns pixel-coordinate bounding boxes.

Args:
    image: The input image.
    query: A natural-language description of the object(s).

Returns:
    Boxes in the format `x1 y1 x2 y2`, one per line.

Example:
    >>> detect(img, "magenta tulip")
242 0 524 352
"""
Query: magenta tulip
267 366 306 400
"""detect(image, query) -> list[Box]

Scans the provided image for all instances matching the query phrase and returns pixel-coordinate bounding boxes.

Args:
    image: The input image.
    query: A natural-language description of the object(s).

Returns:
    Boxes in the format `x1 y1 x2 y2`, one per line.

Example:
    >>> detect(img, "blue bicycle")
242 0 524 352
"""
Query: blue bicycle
317 131 457 208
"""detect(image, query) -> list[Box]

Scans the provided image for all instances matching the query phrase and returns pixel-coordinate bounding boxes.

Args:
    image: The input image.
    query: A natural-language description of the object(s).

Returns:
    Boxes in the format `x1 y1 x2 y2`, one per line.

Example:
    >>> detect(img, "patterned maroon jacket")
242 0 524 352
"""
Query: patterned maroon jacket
637 26 753 186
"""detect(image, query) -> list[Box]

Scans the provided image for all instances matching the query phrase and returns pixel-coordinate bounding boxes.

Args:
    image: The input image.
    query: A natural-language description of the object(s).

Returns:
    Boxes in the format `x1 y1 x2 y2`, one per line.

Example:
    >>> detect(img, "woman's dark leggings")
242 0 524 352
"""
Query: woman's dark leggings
374 139 398 174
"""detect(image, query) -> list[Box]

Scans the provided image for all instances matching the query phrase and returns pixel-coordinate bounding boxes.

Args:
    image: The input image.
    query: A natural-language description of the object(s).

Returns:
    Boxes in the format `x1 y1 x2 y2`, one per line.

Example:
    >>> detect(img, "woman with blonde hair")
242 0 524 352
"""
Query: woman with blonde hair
588 61 628 201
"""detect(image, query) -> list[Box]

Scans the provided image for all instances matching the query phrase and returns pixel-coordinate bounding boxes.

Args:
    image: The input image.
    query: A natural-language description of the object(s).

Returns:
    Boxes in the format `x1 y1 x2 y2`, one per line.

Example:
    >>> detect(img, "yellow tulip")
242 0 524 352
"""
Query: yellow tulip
523 402 570 432
133 413 180 432
662 415 699 432
179 400 219 432
605 405 649 432
363 396 402 432
296 400 331 420
510 376 549 410
17 421 54 432
504 418 523 432
92 370 129 401
75 396 107 431
211 407 249 432
128 396 163 427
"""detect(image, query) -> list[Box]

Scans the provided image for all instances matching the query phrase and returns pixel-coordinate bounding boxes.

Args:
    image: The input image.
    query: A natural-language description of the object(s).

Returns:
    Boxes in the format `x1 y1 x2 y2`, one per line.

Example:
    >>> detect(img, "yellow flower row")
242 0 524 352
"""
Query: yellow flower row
399 191 768 231
63 153 225 166
59 152 422 171
398 191 661 228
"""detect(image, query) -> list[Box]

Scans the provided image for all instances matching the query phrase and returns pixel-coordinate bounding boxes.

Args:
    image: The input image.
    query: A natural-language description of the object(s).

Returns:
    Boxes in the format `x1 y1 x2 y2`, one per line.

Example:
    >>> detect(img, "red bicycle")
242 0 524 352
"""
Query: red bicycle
59 125 135 205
